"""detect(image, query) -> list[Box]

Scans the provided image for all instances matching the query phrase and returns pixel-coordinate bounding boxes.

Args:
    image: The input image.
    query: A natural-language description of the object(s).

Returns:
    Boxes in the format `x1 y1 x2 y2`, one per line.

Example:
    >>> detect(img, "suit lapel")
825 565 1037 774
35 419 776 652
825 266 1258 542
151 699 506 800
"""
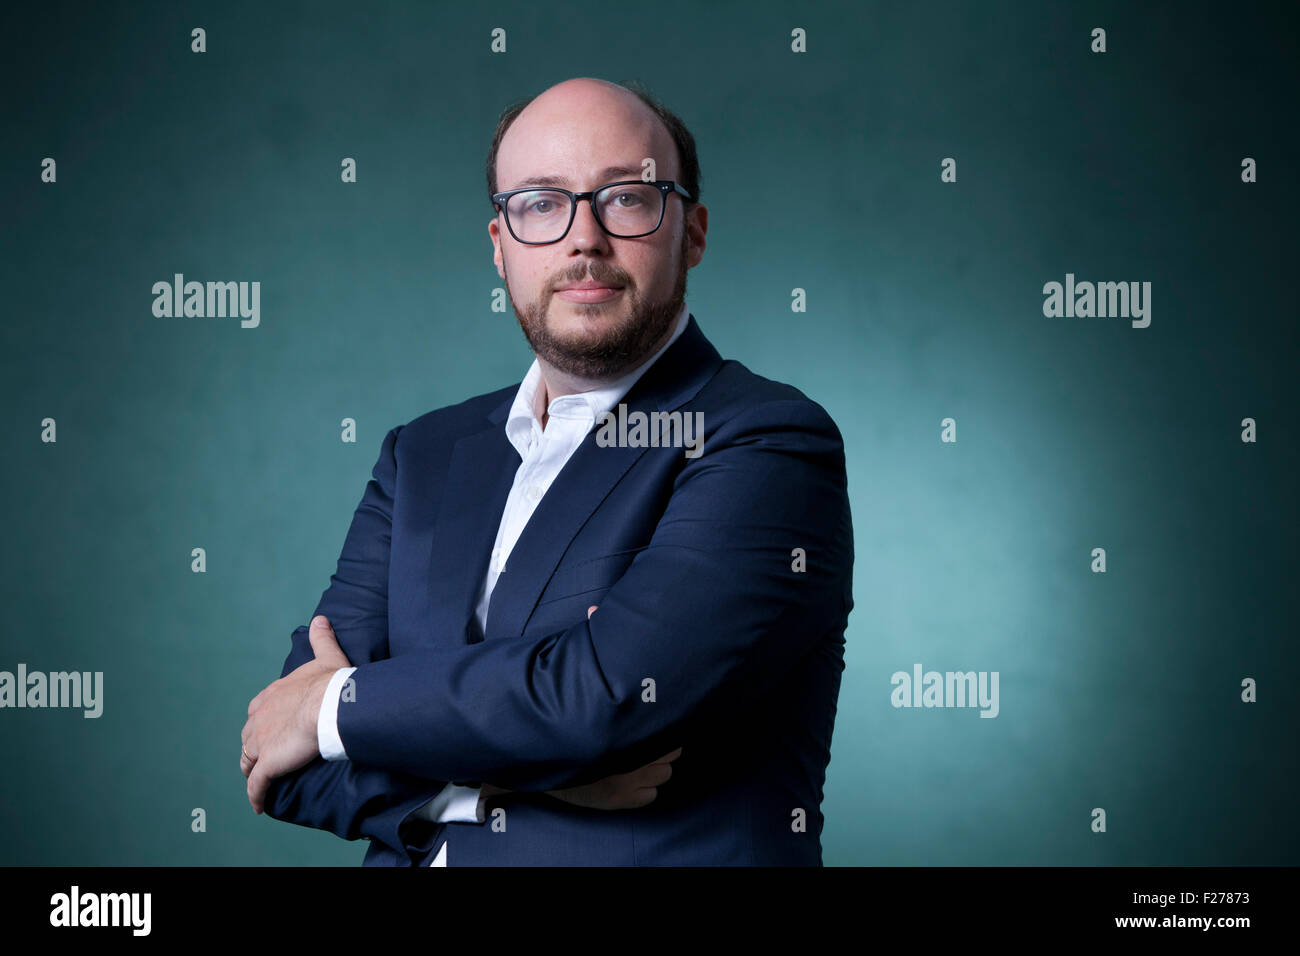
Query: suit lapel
482 314 723 642
425 393 517 645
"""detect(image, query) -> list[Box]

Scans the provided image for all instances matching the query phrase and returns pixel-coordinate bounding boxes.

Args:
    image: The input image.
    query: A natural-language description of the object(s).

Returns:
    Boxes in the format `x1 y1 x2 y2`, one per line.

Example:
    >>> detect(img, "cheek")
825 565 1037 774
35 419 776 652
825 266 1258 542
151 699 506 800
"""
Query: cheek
519 257 551 289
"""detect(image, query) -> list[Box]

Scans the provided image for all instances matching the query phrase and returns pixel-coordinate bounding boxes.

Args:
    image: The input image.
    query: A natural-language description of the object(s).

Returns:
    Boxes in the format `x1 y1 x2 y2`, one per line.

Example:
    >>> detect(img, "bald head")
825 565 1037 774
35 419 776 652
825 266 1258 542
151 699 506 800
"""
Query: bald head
494 78 680 197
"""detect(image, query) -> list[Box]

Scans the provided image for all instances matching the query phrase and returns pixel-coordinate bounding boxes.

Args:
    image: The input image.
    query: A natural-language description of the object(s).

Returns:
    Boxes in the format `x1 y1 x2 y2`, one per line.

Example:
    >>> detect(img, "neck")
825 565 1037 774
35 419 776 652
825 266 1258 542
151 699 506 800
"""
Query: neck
532 361 605 431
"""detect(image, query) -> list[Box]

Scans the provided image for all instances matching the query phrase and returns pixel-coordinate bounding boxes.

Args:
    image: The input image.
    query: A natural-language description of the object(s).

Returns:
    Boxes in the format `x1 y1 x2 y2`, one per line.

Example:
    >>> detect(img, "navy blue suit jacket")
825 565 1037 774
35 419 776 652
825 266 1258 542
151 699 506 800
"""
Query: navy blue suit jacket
265 315 854 865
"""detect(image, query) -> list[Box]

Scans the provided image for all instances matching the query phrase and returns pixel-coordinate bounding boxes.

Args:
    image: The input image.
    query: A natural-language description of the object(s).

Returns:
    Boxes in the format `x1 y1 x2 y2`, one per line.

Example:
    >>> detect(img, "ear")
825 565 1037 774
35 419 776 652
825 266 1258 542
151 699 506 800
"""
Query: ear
489 217 506 280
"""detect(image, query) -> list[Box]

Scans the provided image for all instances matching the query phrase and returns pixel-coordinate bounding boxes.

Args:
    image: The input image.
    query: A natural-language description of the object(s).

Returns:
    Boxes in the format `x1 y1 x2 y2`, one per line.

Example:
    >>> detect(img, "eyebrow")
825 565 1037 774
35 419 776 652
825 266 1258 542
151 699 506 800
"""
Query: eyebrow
503 165 644 192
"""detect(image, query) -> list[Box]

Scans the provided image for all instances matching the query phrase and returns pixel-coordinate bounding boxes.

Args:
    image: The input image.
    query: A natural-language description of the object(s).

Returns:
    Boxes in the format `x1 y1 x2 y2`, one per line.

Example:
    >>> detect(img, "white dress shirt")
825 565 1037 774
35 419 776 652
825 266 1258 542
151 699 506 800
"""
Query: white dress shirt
316 301 690 866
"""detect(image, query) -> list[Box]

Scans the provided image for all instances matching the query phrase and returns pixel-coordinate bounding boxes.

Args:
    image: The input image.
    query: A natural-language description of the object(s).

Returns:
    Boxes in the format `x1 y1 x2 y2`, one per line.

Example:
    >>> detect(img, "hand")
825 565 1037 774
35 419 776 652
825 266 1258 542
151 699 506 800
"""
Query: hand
544 746 683 810
241 615 353 814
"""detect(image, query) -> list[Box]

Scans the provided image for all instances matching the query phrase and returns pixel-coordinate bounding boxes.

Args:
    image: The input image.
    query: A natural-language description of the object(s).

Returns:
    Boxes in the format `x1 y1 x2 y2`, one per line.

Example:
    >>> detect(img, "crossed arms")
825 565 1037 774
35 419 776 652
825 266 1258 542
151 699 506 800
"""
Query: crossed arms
256 397 852 860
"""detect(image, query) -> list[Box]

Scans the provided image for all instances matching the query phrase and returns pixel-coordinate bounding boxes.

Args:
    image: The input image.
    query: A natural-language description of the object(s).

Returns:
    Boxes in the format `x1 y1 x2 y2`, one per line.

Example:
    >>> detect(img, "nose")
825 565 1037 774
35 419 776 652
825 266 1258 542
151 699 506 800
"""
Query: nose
566 195 611 248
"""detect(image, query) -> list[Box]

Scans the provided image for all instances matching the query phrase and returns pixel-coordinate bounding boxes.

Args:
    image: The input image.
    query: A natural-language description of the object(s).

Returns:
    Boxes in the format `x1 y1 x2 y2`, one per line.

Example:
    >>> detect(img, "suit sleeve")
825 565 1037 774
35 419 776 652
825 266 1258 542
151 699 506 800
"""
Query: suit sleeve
335 398 855 791
262 425 470 858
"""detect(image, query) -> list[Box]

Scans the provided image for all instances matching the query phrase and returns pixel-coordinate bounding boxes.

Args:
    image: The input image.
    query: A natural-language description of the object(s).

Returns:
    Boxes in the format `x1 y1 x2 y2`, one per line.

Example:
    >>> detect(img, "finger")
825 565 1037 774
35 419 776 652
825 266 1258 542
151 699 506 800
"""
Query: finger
629 761 674 789
626 787 659 808
240 734 257 776
308 621 340 658
650 746 683 765
587 605 598 619
308 616 350 667
248 764 269 814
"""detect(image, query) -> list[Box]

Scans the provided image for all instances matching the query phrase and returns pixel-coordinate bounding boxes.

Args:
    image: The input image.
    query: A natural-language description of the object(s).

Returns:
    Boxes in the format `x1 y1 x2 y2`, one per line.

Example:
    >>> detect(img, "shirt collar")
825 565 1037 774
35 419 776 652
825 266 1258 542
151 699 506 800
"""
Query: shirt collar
505 301 691 457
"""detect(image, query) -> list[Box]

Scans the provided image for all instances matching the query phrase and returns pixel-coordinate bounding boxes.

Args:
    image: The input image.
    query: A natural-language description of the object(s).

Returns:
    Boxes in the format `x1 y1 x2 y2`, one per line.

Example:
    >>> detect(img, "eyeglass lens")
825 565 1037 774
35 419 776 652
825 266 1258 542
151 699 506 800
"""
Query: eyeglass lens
504 184 664 242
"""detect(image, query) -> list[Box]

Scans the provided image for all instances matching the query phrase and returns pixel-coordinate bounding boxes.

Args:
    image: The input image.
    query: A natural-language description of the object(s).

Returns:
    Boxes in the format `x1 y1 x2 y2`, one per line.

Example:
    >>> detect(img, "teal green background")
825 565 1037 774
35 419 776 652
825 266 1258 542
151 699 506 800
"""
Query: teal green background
1 0 1296 865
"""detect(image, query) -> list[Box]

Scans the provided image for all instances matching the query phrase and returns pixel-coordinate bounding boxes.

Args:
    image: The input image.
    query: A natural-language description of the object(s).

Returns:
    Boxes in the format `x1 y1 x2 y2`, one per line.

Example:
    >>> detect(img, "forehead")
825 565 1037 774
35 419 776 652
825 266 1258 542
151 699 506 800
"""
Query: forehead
497 96 676 192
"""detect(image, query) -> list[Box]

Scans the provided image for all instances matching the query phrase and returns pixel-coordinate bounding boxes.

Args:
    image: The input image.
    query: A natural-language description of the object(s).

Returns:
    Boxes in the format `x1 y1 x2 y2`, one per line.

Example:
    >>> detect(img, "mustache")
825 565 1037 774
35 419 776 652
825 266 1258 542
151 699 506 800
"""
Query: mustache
552 269 630 290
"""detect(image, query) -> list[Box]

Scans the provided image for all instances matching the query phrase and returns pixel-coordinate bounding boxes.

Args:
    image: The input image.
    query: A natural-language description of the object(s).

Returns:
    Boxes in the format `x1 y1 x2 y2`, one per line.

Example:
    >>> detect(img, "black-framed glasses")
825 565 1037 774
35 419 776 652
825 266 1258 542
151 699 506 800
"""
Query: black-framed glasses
491 180 693 244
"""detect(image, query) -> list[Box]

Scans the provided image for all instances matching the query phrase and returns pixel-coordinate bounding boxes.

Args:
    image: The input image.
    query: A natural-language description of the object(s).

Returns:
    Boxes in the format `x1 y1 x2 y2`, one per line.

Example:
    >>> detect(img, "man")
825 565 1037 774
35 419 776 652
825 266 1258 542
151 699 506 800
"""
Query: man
240 77 854 866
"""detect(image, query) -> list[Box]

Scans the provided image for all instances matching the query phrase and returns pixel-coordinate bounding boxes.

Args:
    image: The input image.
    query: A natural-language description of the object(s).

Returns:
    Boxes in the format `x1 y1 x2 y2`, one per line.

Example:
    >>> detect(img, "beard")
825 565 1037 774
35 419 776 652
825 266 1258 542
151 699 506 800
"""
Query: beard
506 227 689 379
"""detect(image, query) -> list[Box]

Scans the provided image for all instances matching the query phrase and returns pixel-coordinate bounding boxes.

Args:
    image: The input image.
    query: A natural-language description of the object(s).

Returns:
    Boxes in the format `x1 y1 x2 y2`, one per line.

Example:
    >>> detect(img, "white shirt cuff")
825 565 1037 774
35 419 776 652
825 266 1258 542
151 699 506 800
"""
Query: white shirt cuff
317 666 357 761
412 782 487 824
